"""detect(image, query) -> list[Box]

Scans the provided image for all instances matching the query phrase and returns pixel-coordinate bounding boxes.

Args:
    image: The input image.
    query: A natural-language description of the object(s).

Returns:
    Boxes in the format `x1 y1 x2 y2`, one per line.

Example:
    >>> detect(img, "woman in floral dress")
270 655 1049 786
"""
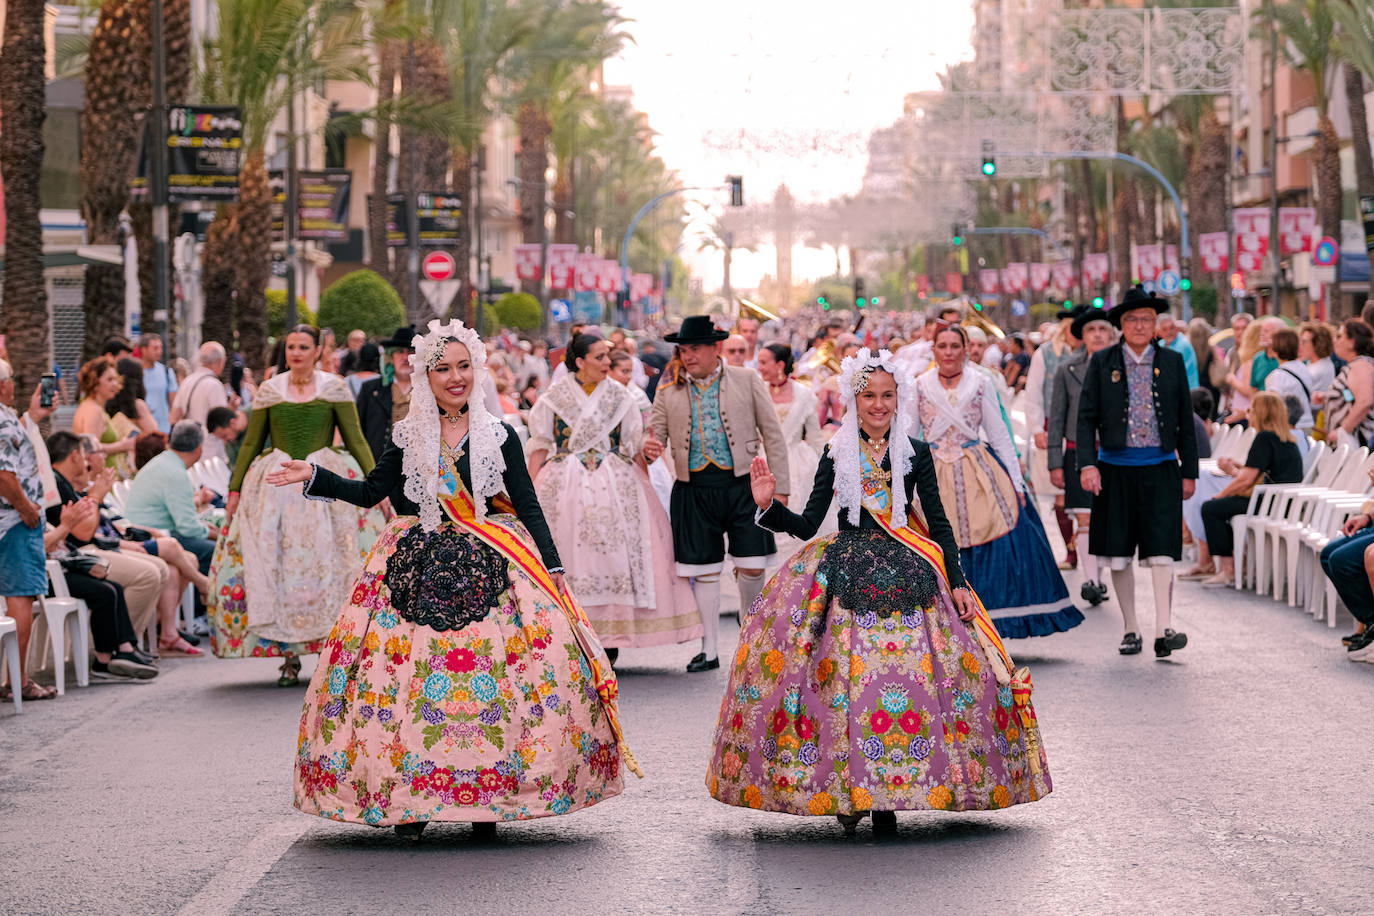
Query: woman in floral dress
212 325 385 685
707 348 1051 835
268 319 630 838
527 334 698 662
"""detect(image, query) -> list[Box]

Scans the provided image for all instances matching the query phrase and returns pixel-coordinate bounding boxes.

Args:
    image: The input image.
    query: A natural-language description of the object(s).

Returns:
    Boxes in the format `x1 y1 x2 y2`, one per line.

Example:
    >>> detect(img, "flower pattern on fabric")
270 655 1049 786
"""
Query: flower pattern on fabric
706 533 1051 815
385 524 512 631
1125 346 1160 448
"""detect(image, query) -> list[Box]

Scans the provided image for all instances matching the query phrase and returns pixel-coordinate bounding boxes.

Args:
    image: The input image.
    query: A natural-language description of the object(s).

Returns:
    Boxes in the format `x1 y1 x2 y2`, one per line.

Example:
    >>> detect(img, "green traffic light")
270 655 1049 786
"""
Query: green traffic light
818 295 827 305
1063 299 1072 308
856 297 867 308
952 235 963 246
1092 296 1104 308
1180 278 1191 291
981 161 996 177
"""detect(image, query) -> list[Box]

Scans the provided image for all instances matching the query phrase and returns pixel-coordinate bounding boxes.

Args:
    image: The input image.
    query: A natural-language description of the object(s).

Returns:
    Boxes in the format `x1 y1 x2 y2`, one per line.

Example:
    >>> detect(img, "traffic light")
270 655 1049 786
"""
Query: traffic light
980 139 996 177
1092 296 1104 308
818 295 829 310
951 224 964 246
1180 277 1192 292
727 175 743 207
854 276 866 308
1062 299 1072 309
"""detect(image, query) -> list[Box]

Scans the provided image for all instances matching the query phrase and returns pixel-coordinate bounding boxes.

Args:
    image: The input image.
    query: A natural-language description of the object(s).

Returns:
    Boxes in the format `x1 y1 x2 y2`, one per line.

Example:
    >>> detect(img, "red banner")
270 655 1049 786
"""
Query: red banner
596 259 620 294
1279 206 1316 255
513 243 542 281
629 272 653 302
1136 243 1162 282
945 272 963 294
1083 252 1109 285
575 253 600 292
1164 243 1179 275
1199 233 1228 273
1050 259 1074 292
547 244 578 289
1234 207 1270 237
1002 262 1028 291
1029 262 1050 292
979 268 1001 294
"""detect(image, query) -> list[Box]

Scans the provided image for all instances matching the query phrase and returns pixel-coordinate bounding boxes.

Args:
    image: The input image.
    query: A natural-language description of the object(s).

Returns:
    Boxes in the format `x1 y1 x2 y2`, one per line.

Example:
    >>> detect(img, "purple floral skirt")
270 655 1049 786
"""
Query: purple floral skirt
706 530 1052 816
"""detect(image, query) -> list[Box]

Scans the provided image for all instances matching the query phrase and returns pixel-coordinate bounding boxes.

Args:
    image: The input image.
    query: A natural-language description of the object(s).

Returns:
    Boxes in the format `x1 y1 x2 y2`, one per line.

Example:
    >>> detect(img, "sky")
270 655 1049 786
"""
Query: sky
602 0 976 293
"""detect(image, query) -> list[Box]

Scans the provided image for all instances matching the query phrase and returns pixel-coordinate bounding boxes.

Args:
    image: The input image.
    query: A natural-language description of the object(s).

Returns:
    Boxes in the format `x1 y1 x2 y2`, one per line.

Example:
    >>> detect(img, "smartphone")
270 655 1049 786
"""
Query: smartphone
39 373 57 408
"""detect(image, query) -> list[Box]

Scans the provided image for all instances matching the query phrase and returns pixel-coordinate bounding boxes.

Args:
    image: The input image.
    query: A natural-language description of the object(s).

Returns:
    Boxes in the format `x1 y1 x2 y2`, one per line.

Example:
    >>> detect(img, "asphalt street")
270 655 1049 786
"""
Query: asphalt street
4 556 1372 915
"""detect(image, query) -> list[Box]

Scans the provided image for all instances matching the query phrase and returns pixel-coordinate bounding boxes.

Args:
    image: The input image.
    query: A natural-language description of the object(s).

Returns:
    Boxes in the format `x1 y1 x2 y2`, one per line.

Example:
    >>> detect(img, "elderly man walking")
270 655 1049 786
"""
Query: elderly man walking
170 341 232 428
1078 286 1199 659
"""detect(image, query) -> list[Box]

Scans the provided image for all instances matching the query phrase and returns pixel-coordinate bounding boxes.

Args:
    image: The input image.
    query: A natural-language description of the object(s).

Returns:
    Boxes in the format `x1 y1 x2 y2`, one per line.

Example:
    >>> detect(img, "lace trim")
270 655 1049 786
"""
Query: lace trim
395 319 508 532
301 462 333 501
542 377 637 457
833 348 917 527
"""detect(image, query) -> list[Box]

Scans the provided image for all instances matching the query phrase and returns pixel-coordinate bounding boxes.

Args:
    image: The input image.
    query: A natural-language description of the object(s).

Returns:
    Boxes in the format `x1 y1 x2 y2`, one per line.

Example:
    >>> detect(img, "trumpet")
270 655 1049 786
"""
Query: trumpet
961 310 1006 340
801 339 842 377
736 296 781 325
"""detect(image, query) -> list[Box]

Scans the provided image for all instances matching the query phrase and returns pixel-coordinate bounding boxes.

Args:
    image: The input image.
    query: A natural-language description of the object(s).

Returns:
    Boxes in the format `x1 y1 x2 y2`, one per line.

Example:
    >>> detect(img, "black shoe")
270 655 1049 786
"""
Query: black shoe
96 653 158 679
604 648 619 668
1095 582 1109 604
686 653 720 673
1346 628 1374 652
178 628 201 647
129 648 158 665
394 822 427 839
1154 629 1188 658
1118 632 1142 655
1341 631 1362 647
472 822 497 840
871 810 897 835
1080 580 1106 607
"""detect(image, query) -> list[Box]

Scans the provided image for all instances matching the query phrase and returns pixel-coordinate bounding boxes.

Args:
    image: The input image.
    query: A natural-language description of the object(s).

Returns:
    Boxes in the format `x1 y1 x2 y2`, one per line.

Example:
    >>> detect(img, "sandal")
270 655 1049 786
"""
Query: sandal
277 654 302 687
21 681 57 700
158 635 203 657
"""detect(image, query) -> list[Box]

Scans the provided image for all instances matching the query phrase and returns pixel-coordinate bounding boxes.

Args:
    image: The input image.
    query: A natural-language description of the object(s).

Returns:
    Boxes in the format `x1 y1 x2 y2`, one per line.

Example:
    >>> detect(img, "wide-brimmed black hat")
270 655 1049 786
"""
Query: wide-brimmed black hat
1055 304 1081 320
1106 285 1167 328
1071 304 1113 340
664 315 729 345
380 325 417 350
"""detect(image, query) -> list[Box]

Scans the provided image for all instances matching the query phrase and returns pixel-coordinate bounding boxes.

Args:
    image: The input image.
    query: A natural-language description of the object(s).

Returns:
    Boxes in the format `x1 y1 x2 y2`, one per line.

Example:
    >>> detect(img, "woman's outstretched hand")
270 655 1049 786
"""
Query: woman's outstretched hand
951 587 979 622
266 460 313 488
750 456 776 510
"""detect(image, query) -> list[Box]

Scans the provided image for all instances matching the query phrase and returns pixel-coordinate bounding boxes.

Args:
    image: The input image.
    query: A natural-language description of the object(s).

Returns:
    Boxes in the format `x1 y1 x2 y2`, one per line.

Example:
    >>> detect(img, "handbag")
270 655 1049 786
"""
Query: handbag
57 552 108 579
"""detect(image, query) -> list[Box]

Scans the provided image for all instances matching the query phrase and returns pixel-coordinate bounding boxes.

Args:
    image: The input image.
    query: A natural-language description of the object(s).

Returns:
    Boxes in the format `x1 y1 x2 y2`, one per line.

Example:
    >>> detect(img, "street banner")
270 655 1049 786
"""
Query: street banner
416 192 463 247
1029 262 1050 292
547 244 579 289
597 259 620 294
1199 232 1229 273
1003 262 1028 292
132 105 243 202
270 169 351 242
1083 252 1110 285
1234 207 1270 238
1279 207 1317 255
1237 249 1265 273
1164 243 1179 274
630 273 654 302
513 244 542 281
1136 243 1163 282
979 268 1000 294
575 253 600 292
1050 259 1074 291
945 272 963 294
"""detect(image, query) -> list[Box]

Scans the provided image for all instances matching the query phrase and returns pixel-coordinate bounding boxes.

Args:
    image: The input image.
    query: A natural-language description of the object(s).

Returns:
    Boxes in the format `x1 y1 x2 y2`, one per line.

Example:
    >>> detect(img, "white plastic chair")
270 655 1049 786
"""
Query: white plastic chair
1269 449 1374 604
33 560 91 695
0 615 21 713
1233 440 1334 591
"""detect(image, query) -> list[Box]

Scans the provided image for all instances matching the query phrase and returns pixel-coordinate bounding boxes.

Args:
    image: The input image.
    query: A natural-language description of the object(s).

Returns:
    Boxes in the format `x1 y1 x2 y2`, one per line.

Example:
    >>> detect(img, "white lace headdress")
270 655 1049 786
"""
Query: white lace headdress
831 347 919 527
393 318 508 531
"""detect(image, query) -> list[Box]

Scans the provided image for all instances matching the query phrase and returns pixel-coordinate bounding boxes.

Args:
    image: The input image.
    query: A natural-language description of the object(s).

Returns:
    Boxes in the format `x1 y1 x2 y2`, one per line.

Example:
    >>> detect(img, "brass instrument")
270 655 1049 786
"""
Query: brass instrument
800 338 842 377
960 310 1006 340
735 297 782 325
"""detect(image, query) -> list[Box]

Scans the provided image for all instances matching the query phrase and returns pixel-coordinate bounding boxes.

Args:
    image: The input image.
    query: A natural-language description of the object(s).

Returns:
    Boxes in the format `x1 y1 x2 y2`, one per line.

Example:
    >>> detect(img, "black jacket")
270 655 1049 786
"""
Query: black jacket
356 376 396 466
759 437 966 588
304 422 562 569
1076 340 1199 478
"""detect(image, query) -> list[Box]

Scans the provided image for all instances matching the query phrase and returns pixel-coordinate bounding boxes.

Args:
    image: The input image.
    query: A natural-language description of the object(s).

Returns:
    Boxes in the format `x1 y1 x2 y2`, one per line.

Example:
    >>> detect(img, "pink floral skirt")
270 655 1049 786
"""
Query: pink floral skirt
706 531 1052 816
294 514 624 826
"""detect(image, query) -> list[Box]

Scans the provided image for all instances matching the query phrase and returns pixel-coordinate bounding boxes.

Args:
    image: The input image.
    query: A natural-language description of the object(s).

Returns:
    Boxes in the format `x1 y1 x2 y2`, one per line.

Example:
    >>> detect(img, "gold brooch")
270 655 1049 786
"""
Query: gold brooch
1111 370 1122 383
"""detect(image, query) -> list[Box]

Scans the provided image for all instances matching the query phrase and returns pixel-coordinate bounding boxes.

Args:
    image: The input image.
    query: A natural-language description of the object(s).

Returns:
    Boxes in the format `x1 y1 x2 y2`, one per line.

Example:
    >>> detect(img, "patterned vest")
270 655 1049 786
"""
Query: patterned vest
688 376 733 471
1125 346 1162 448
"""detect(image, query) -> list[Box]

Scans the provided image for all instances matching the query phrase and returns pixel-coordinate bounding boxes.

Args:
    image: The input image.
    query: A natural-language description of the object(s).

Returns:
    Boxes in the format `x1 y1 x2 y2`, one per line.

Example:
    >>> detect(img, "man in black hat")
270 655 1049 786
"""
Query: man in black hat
356 326 417 462
645 316 790 672
1077 286 1198 659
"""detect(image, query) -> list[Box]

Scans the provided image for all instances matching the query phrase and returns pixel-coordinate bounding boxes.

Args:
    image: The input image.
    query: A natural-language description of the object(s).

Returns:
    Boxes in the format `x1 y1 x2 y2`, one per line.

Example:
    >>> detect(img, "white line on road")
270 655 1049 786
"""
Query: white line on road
177 818 310 916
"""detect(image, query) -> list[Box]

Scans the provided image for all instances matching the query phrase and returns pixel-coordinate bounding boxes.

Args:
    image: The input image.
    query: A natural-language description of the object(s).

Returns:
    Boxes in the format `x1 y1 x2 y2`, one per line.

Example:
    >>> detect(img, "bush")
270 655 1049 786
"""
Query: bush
480 304 501 337
494 292 542 332
265 289 315 338
318 269 405 340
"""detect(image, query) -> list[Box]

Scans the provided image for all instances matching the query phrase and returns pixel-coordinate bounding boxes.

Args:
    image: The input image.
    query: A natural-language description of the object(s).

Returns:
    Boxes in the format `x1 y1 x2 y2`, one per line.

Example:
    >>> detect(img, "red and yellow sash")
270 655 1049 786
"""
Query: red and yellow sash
439 488 643 778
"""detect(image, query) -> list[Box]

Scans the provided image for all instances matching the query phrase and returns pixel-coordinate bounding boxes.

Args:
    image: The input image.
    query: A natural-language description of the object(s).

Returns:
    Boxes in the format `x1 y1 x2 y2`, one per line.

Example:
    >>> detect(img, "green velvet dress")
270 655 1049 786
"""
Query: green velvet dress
209 371 387 660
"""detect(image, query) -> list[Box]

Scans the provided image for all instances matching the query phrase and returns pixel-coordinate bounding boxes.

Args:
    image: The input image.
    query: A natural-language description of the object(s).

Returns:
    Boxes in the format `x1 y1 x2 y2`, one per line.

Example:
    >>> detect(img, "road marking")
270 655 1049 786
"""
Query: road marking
178 818 310 916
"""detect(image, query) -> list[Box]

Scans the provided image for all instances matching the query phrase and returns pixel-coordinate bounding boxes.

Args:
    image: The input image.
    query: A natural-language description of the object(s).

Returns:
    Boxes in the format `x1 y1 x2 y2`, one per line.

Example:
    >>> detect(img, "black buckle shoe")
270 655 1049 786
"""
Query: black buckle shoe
1081 581 1106 606
686 653 720 673
871 810 897 835
1118 632 1142 655
1154 629 1188 658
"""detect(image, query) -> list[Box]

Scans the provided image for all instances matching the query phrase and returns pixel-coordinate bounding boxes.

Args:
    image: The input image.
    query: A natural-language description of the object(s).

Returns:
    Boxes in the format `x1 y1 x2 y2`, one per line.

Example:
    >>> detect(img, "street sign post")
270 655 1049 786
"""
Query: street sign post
421 250 457 282
1157 270 1181 295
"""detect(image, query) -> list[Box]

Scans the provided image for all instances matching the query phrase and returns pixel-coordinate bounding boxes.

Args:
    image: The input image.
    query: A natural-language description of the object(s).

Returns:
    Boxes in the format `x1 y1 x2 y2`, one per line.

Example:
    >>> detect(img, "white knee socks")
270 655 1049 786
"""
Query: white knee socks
737 570 766 618
692 575 721 660
1111 564 1140 635
1075 521 1100 583
1150 560 1174 638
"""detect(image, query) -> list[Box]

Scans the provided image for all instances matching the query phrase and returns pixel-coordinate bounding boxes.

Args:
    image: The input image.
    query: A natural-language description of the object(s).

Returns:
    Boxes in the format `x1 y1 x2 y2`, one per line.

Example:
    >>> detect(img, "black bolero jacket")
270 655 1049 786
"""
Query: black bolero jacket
758 436 966 589
304 422 563 570
1076 340 1199 479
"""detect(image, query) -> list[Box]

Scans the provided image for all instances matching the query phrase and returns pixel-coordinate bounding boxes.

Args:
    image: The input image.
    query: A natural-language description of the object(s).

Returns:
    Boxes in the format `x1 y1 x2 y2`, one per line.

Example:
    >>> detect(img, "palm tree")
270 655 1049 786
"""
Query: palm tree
1332 0 1374 260
1 0 50 404
1269 0 1342 243
197 0 371 367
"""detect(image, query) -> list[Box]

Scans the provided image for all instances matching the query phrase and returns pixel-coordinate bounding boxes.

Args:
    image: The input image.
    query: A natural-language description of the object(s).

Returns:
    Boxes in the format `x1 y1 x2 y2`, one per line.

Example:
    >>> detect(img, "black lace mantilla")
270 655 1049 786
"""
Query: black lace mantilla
385 525 511 630
817 529 939 619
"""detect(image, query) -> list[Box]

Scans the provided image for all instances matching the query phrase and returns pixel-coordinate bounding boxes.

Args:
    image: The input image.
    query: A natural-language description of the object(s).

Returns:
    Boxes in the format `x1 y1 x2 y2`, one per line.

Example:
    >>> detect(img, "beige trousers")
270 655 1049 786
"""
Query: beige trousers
89 547 169 636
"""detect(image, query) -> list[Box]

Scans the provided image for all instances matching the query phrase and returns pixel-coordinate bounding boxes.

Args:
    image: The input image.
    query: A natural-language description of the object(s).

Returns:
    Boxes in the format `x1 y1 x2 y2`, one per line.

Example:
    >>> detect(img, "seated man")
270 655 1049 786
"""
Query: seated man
122 421 217 576
1320 464 1374 661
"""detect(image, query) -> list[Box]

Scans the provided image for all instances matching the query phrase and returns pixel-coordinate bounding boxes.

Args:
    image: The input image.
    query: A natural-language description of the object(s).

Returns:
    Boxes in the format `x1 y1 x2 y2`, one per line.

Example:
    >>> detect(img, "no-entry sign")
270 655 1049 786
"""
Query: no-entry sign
422 250 457 281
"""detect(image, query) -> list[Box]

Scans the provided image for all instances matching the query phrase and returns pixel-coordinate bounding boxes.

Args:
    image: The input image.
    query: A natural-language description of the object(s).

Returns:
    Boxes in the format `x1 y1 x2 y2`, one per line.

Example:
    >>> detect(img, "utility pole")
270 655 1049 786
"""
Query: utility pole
284 71 298 329
1268 0 1281 314
405 40 420 319
150 0 170 353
